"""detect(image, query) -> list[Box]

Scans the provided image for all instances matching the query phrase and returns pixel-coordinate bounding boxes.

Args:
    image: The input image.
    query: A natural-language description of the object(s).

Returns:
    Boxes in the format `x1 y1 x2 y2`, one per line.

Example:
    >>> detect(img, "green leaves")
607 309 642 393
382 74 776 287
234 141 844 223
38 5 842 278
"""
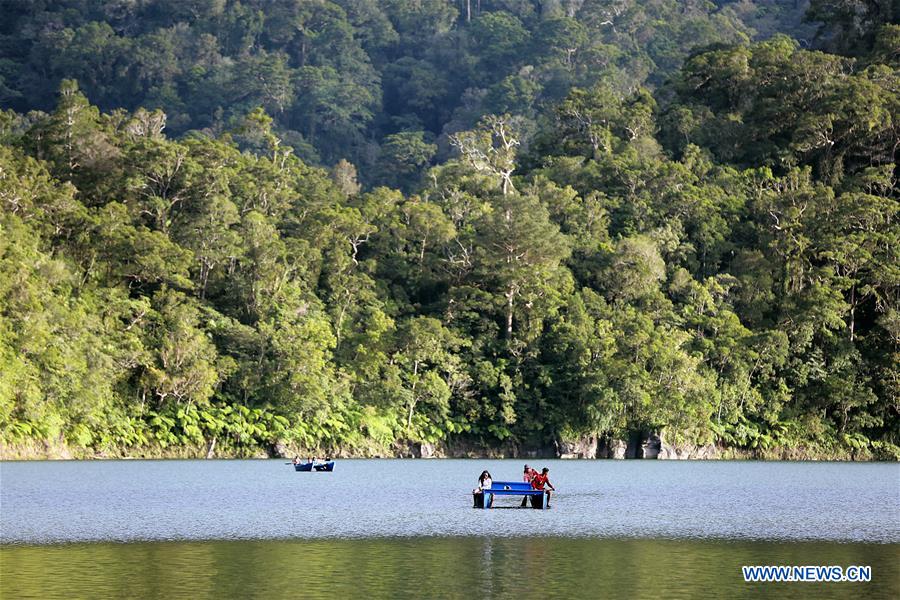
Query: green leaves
139 289 221 409
375 132 437 192
1 8 898 461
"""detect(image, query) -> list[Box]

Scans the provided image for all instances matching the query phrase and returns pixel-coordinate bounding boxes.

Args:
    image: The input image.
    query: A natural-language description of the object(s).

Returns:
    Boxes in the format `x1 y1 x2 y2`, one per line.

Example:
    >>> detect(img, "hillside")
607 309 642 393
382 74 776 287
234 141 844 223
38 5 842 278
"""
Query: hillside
0 1 897 459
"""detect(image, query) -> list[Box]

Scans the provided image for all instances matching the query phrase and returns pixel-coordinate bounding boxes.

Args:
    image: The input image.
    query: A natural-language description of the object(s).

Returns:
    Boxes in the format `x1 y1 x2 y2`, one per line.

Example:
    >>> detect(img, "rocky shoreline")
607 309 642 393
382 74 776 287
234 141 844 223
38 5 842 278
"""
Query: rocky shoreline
1 433 873 461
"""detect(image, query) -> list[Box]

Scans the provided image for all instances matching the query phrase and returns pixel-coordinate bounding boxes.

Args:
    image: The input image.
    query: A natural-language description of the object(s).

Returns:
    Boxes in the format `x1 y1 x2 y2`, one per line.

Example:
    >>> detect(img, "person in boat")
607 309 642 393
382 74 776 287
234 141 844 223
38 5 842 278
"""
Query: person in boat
531 467 555 507
292 456 301 465
473 470 493 494
521 464 538 507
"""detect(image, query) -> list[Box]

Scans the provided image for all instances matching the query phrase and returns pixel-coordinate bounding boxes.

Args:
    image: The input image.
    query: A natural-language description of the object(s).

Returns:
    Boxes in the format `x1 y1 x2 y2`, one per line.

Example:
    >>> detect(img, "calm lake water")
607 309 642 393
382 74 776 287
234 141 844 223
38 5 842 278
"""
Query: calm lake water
2 459 899 598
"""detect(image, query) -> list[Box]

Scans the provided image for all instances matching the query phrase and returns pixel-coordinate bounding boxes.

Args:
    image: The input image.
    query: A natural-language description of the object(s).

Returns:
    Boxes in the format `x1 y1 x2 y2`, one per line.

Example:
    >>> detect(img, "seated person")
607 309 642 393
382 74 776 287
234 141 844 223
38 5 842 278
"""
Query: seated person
472 470 493 507
473 470 493 494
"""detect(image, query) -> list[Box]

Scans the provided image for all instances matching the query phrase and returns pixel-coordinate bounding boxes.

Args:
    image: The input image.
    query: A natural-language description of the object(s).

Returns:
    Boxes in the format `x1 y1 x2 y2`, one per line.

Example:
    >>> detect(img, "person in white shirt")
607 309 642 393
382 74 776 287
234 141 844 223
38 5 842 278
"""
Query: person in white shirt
473 470 493 493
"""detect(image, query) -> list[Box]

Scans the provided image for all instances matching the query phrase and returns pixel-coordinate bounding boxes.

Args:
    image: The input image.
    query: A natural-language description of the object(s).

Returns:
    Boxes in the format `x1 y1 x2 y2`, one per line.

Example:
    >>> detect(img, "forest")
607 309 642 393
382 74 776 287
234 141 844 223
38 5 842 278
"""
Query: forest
0 0 897 459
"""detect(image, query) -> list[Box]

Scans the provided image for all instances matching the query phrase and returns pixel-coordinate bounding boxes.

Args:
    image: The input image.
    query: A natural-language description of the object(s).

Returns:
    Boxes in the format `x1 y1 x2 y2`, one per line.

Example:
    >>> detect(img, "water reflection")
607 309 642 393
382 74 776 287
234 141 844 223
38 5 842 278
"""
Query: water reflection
2 538 898 599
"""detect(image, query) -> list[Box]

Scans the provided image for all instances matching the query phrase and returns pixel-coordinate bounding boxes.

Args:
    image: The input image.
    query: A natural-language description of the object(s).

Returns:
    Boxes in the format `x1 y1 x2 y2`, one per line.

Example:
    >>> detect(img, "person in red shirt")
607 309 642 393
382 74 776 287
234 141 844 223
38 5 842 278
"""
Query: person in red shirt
521 464 538 507
531 467 555 507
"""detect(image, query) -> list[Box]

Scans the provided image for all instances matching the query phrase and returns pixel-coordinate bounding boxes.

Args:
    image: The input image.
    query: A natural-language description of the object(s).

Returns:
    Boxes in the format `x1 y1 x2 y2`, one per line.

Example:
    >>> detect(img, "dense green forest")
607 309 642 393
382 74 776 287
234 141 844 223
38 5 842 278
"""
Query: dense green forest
0 1 897 459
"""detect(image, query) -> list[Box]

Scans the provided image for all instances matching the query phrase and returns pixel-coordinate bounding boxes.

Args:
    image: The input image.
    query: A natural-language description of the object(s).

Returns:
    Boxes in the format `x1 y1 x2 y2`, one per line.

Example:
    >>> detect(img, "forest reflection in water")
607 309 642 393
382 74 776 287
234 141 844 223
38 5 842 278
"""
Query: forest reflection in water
2 537 898 599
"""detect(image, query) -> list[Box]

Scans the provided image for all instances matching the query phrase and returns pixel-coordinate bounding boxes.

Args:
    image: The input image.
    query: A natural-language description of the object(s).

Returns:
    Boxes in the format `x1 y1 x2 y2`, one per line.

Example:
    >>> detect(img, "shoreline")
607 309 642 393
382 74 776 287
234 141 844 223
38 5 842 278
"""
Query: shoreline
4 535 900 547
0 442 880 462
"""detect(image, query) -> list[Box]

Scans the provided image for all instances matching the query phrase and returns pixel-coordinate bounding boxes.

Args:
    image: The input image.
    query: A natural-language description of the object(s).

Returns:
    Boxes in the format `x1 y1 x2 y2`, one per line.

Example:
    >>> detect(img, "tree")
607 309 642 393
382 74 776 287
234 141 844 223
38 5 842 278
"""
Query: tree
1 2 898 459
393 316 463 436
26 80 118 191
603 235 665 304
140 289 221 409
375 131 436 192
468 11 530 76
450 114 522 196
807 0 898 55
476 192 571 340
329 159 360 197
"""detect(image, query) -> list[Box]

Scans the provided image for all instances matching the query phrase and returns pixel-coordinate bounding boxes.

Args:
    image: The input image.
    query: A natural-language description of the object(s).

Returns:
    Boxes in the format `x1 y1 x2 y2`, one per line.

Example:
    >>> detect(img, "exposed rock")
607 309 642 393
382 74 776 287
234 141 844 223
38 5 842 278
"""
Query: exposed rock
597 437 619 458
557 435 598 459
270 439 287 459
441 437 554 458
625 431 643 458
659 443 681 459
396 440 417 458
655 435 722 459
393 440 437 458
641 433 661 459
419 442 436 459
693 444 719 459
610 439 627 459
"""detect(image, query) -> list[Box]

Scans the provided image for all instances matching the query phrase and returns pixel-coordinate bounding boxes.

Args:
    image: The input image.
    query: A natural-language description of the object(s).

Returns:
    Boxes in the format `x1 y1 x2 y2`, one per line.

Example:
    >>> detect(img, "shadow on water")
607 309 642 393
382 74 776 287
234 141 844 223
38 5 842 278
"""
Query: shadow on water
1 537 898 599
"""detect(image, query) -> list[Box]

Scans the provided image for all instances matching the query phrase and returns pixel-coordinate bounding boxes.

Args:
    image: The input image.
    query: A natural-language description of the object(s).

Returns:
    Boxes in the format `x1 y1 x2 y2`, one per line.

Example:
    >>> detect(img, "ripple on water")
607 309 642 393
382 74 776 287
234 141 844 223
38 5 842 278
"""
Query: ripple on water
1 459 899 544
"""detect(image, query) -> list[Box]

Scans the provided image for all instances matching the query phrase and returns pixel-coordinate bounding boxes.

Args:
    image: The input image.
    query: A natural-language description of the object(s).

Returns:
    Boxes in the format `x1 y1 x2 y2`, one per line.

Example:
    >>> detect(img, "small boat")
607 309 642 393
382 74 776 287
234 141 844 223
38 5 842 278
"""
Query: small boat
293 460 335 472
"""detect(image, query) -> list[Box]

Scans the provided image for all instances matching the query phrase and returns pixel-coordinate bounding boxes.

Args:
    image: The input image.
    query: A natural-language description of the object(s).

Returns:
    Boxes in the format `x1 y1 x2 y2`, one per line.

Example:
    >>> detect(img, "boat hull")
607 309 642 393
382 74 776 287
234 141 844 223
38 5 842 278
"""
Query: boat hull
294 461 334 472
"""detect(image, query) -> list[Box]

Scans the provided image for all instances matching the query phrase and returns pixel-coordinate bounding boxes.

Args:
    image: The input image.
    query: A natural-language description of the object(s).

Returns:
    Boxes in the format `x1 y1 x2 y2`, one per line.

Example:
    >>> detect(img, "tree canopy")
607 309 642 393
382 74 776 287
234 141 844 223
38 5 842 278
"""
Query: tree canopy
1 1 897 459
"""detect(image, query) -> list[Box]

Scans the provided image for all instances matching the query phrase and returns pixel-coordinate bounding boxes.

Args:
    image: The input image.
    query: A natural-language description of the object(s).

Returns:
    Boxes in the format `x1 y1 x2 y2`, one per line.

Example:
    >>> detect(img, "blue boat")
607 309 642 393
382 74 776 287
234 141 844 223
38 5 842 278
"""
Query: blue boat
293 461 335 472
473 480 549 509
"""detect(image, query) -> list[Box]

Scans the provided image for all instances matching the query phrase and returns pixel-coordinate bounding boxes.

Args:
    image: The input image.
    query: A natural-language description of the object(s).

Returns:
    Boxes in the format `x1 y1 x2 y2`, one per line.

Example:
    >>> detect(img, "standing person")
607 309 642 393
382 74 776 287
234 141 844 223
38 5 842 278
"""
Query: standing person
531 467 556 507
521 464 538 507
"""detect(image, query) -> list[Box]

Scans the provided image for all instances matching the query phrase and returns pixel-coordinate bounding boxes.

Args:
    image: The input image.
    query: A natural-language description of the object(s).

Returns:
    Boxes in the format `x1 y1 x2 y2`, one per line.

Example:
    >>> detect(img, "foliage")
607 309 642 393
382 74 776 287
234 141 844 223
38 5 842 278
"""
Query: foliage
0 1 897 459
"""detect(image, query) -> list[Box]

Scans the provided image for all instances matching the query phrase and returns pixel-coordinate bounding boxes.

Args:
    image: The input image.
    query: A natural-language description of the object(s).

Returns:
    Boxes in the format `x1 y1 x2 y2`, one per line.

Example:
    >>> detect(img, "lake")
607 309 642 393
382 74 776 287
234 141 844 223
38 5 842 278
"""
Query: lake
1 459 899 598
